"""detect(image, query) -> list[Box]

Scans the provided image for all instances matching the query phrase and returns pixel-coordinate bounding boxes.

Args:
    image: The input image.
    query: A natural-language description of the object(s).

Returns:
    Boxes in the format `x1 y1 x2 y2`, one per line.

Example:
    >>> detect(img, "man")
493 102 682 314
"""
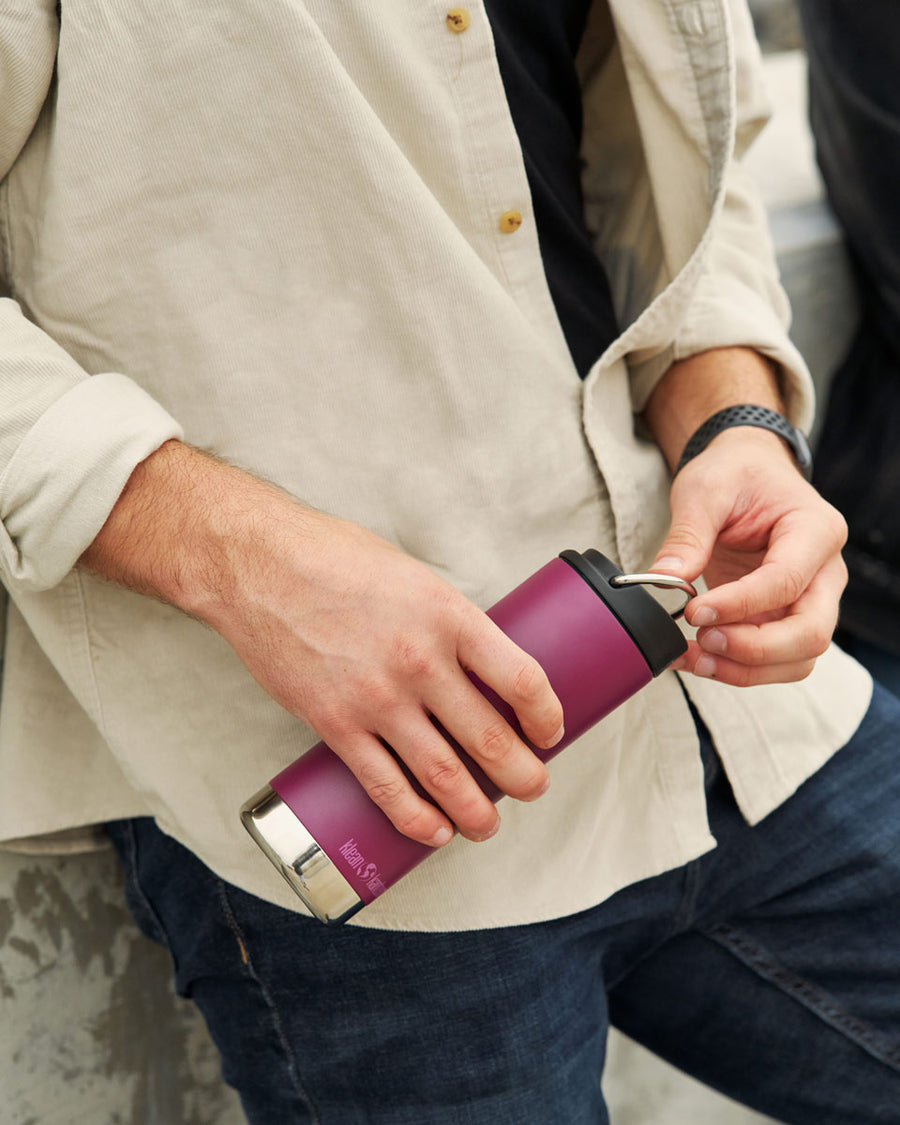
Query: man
0 2 897 1121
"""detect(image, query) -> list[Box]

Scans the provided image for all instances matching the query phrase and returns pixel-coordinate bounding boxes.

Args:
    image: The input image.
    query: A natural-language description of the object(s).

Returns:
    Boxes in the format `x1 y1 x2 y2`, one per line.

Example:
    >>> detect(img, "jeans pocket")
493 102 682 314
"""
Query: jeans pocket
105 818 175 956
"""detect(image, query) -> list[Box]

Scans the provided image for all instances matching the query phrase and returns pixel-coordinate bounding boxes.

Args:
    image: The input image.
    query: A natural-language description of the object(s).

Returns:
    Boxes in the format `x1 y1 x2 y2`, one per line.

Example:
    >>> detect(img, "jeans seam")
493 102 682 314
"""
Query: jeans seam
673 858 702 933
122 820 172 951
215 880 322 1124
703 922 900 1072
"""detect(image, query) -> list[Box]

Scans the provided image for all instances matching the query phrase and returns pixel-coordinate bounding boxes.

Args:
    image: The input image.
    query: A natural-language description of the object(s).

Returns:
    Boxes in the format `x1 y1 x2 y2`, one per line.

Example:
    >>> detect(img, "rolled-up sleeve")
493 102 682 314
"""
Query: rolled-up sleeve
0 6 182 592
0 305 182 590
669 157 815 433
672 0 814 430
621 0 816 432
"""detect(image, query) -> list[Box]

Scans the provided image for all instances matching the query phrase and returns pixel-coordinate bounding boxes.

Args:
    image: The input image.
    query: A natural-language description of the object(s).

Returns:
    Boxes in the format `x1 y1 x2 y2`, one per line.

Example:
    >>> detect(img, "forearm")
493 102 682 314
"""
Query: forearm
643 347 784 472
78 438 305 627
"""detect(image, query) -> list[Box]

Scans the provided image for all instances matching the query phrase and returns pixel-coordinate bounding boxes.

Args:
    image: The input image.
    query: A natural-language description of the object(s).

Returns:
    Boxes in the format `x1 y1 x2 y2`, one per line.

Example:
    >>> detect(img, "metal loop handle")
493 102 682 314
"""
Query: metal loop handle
609 572 698 620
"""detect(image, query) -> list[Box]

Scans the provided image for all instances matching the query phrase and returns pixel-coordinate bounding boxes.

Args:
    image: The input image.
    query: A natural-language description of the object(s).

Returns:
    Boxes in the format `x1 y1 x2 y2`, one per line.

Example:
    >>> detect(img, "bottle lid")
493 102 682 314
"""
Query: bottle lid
559 549 688 676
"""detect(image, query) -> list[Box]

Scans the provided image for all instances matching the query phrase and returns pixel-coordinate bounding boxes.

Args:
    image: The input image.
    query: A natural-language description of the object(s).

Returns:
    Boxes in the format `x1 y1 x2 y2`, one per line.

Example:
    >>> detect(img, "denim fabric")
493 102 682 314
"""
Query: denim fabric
107 684 900 1124
840 635 900 703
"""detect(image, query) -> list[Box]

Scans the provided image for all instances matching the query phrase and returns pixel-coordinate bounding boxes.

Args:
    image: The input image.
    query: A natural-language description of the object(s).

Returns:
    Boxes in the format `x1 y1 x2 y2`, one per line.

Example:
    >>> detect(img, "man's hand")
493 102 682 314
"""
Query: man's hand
644 348 848 687
80 441 564 847
652 425 847 685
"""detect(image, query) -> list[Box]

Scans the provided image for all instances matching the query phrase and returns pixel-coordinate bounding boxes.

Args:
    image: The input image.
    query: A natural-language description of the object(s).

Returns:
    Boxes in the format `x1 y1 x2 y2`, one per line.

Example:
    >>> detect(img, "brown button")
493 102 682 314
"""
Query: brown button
499 209 523 234
446 8 471 33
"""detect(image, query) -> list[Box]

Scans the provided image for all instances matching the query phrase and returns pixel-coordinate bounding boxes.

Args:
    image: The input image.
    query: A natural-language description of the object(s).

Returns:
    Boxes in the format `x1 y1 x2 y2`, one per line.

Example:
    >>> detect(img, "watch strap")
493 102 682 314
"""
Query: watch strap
674 404 813 480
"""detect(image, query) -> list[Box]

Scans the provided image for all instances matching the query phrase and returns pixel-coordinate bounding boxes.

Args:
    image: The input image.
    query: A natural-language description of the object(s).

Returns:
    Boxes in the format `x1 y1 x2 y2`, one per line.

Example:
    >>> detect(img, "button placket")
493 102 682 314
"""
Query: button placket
437 1 565 355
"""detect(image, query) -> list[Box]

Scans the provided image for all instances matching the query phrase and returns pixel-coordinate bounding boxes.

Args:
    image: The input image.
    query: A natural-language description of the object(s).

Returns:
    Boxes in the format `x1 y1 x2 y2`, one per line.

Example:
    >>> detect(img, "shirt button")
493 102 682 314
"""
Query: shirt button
499 209 523 234
446 8 471 33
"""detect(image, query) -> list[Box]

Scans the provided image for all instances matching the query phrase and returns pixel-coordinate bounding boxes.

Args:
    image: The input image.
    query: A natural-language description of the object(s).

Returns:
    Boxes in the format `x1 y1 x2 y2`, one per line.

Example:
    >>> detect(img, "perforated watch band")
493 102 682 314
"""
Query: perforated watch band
674 404 813 480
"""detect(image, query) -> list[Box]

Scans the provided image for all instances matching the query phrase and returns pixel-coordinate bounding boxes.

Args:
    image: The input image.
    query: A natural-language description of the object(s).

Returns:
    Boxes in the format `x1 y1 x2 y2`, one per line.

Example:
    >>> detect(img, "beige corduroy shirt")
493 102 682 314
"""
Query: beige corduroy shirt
0 0 871 930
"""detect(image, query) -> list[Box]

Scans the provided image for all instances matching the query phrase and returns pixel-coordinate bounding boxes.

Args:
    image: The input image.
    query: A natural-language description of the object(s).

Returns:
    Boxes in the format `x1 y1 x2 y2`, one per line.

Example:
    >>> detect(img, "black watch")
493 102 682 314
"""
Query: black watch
674 404 813 480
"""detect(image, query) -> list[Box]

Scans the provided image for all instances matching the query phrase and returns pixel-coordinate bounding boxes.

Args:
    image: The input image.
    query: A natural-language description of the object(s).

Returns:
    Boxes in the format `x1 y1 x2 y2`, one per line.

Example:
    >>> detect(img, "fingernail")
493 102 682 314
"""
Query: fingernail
695 655 716 678
653 556 684 574
536 775 551 797
692 606 718 628
545 723 565 748
429 826 454 848
701 628 727 654
474 819 501 842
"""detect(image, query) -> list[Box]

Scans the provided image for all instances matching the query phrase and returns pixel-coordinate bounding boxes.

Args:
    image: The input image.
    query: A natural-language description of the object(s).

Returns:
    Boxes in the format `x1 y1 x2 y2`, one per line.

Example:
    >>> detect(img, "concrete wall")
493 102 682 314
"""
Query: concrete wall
0 846 244 1125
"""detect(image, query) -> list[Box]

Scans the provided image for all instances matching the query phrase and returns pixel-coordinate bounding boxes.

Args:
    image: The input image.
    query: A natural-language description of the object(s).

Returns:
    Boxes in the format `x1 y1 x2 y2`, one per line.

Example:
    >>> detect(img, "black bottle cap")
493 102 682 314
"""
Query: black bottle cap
559 549 687 677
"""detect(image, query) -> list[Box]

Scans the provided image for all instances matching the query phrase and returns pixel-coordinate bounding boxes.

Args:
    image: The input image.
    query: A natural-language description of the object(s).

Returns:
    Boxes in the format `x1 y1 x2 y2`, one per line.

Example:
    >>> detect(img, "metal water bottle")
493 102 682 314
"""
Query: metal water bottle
240 550 693 924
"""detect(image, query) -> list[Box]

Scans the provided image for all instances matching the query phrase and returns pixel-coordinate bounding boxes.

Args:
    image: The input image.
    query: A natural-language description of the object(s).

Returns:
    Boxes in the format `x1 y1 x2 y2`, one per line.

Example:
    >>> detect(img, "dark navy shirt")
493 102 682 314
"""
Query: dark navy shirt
484 0 619 377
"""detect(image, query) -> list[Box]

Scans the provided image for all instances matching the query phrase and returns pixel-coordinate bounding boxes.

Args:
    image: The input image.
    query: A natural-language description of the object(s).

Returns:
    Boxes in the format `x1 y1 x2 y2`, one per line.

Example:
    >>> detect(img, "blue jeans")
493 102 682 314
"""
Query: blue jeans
107 684 900 1124
841 635 900 703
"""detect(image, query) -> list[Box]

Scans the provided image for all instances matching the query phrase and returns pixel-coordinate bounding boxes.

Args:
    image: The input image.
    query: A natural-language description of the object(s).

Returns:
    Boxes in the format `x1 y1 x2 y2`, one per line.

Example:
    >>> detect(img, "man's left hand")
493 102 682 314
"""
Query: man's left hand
651 424 848 686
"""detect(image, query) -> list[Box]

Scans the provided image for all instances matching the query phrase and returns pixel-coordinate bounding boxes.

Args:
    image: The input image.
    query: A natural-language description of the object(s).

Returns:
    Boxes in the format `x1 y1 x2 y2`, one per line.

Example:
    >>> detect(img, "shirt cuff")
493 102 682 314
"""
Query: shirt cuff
0 372 183 590
670 278 816 434
625 283 816 436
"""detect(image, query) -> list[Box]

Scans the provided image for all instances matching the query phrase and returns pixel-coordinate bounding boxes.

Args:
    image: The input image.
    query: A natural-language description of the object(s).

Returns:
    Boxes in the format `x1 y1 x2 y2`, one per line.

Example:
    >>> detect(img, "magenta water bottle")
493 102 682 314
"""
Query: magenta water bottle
240 550 693 924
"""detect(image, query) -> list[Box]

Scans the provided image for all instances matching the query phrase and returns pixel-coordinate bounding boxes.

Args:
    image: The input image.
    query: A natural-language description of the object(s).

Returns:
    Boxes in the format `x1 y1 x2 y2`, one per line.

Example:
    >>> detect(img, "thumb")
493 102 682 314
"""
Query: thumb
650 490 720 583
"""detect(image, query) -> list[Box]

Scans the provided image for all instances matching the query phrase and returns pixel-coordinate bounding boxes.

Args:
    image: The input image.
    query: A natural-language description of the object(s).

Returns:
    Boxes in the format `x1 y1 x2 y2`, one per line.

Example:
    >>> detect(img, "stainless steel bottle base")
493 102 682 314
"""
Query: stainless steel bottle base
240 787 364 925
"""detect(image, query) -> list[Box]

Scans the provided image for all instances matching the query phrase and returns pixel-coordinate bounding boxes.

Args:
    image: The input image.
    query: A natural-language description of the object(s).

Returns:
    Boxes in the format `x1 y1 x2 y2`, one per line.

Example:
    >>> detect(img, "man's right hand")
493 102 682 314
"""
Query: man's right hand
80 440 564 847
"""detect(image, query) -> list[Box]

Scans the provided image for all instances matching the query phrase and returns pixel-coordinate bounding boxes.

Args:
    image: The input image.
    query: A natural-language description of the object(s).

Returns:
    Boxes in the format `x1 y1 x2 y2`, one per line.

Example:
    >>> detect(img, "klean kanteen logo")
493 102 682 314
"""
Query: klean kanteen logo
338 838 386 896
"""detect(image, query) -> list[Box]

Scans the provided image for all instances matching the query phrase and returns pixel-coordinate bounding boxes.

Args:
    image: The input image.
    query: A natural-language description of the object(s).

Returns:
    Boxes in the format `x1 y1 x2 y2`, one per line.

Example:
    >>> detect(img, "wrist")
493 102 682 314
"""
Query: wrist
644 347 784 470
674 404 813 480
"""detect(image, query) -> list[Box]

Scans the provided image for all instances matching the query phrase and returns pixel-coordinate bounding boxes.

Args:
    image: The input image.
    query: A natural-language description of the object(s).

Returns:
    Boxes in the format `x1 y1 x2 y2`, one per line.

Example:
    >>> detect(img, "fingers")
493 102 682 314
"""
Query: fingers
425 676 552 796
652 489 721 583
323 620 559 846
684 505 847 628
379 706 511 843
674 642 817 687
457 619 565 750
674 554 846 687
335 687 550 846
652 428 848 689
337 731 459 849
389 644 553 841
